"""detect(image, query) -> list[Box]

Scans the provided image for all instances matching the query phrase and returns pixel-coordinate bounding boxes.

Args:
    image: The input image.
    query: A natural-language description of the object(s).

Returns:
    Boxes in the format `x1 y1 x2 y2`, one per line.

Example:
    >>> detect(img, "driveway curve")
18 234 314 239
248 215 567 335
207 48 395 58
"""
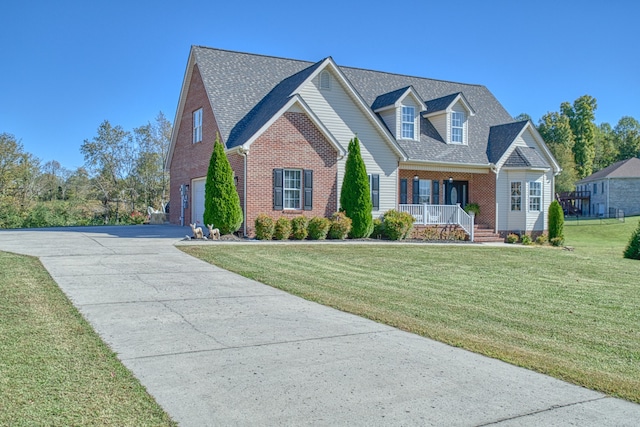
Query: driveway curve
1 225 638 426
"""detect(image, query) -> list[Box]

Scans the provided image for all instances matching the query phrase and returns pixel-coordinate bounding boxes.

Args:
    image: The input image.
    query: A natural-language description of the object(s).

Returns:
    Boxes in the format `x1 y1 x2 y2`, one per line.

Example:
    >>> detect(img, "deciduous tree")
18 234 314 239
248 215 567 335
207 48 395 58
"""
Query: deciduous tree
562 95 597 179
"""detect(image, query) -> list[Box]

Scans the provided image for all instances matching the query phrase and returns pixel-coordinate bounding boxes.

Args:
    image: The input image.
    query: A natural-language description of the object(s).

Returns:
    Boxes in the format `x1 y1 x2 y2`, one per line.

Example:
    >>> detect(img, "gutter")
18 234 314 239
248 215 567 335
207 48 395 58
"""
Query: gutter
237 147 249 237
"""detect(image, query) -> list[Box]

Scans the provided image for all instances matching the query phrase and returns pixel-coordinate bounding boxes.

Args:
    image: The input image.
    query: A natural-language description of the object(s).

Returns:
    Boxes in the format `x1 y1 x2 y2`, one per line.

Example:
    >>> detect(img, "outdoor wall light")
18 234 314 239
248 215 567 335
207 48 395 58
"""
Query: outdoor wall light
414 175 419 180
449 176 454 183
234 176 238 186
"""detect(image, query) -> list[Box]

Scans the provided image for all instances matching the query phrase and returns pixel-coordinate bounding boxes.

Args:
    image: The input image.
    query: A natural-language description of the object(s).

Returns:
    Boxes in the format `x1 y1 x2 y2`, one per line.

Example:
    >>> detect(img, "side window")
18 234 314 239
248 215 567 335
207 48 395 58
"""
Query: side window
193 108 203 143
511 182 522 211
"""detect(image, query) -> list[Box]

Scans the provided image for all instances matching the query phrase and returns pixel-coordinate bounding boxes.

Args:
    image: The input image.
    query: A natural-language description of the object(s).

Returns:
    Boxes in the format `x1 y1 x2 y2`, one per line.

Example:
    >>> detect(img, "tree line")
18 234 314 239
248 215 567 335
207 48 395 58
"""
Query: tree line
518 95 640 193
0 112 171 228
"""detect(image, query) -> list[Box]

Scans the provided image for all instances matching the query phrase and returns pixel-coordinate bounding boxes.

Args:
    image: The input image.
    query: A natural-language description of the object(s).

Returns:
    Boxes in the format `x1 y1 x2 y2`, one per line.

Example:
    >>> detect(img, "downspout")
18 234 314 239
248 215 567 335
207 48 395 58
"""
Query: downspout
490 163 498 233
607 177 610 217
238 147 249 237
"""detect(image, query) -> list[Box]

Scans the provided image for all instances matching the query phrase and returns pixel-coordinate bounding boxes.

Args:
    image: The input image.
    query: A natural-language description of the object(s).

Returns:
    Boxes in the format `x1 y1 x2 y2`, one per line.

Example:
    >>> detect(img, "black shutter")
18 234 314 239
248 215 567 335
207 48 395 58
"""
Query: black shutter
273 169 283 210
303 169 313 211
400 179 407 204
432 180 439 205
371 174 379 210
412 177 420 204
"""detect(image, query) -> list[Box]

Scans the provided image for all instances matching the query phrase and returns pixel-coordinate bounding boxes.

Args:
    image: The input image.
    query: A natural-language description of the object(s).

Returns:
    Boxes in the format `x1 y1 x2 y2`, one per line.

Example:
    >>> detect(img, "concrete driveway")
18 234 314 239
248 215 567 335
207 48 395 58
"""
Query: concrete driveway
1 225 638 426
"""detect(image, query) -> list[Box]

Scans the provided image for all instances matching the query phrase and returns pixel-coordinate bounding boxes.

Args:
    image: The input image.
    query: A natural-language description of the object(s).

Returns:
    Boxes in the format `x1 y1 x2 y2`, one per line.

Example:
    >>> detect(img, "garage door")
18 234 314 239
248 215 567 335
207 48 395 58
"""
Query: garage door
192 178 206 226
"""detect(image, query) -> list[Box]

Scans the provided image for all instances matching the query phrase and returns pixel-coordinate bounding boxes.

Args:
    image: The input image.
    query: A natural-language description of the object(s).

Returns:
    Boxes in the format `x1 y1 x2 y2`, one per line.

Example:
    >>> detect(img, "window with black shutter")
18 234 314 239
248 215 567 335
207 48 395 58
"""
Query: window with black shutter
303 169 313 210
273 169 283 210
371 174 379 210
432 180 440 205
412 177 420 204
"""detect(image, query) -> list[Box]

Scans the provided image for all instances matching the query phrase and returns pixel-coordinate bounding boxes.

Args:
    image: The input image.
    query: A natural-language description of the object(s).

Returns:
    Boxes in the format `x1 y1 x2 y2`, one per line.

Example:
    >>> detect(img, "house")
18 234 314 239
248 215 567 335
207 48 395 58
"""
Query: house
574 157 640 217
166 46 561 239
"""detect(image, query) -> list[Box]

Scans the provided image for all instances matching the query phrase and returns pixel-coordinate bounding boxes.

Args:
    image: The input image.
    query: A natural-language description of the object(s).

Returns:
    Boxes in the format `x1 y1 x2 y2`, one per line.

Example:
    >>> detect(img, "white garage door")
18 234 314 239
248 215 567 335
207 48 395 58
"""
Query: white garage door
192 178 206 226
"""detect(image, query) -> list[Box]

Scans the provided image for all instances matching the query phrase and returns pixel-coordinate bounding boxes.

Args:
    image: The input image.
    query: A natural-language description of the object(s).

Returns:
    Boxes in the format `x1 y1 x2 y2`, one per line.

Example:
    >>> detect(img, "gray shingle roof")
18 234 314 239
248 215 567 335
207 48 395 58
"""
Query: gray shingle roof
191 46 520 165
576 157 640 183
371 86 411 111
487 121 528 164
424 93 460 114
504 147 550 168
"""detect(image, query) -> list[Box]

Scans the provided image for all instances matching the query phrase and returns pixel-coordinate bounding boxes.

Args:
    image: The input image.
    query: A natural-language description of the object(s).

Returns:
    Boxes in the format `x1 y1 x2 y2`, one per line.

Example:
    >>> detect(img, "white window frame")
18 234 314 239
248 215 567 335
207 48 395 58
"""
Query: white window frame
529 181 541 211
451 111 464 144
193 108 203 144
511 181 522 211
401 106 415 139
418 179 431 204
283 169 301 210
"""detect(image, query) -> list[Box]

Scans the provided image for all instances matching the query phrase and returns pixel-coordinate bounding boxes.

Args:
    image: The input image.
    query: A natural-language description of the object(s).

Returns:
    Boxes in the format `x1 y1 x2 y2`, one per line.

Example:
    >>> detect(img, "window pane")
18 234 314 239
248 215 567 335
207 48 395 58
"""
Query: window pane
418 179 431 204
283 170 301 209
451 112 463 143
401 106 414 139
511 182 521 211
529 181 541 211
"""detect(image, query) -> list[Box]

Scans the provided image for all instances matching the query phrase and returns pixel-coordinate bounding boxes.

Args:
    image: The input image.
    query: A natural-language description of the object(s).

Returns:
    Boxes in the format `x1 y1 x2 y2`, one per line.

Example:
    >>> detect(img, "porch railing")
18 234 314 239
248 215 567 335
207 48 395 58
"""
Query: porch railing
398 204 475 242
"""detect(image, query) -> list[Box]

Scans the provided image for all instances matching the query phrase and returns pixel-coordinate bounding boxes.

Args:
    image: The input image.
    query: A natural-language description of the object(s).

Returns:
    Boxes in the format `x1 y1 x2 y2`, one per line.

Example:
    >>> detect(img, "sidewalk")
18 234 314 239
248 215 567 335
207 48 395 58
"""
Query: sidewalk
1 225 638 426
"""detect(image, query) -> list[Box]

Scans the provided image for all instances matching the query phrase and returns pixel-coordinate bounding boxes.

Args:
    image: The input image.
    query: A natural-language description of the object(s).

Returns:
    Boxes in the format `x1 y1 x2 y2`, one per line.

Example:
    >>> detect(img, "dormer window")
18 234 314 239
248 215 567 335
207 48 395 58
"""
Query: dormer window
451 111 464 143
401 106 415 139
320 71 331 90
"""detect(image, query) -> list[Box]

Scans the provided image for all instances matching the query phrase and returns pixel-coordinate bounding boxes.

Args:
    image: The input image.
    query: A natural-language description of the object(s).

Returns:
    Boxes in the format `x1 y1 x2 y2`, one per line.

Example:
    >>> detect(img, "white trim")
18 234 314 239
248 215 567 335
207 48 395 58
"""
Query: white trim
422 93 476 118
495 122 561 173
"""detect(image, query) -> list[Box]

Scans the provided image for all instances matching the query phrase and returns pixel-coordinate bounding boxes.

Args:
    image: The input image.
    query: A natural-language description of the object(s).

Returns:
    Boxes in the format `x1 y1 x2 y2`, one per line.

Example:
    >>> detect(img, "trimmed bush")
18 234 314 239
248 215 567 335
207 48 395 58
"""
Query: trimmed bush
548 200 564 242
273 217 291 240
623 220 640 260
550 236 565 247
328 212 352 239
203 136 243 235
254 214 275 240
291 216 309 240
371 218 385 239
340 137 373 238
536 234 548 245
308 217 331 240
506 233 519 244
521 234 533 245
382 209 414 241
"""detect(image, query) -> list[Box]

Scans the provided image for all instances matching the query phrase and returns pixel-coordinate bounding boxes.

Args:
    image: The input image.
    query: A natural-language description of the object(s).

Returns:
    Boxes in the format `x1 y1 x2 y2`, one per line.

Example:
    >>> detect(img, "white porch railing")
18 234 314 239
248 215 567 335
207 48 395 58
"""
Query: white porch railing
398 204 475 242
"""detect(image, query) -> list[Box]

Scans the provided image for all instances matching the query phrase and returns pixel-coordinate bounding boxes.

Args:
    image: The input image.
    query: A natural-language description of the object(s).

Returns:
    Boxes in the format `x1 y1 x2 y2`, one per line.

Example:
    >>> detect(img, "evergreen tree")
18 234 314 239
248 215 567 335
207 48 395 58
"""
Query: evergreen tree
623 220 640 260
340 136 373 238
562 95 597 179
548 200 564 241
203 136 243 235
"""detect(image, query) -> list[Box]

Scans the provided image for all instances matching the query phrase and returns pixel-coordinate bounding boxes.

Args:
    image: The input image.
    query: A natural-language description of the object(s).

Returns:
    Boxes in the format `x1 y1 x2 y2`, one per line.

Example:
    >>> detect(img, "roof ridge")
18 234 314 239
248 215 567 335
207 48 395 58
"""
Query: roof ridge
338 64 486 88
193 45 318 66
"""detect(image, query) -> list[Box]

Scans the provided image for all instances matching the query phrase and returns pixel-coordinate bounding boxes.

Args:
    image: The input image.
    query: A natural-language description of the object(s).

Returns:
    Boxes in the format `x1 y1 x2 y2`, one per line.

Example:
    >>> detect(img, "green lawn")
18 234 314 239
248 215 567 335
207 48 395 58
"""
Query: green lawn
0 252 176 427
181 216 640 403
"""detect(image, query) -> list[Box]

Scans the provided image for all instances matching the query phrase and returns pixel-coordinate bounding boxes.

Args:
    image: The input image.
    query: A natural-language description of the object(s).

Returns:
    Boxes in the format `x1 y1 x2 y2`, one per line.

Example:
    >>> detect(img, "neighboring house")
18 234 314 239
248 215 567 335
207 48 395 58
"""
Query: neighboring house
166 46 561 239
574 157 640 217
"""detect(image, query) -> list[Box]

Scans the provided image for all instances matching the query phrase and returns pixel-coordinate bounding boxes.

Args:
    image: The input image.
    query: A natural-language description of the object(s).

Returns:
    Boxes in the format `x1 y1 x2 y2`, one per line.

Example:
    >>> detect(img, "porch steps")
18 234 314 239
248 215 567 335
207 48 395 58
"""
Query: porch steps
473 225 504 243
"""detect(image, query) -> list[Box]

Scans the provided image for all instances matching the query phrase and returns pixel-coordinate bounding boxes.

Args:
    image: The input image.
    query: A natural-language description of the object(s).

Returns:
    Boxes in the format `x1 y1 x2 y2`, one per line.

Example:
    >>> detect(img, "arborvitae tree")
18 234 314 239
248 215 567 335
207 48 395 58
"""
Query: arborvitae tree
623 220 640 260
203 136 243 235
548 200 564 241
340 136 373 238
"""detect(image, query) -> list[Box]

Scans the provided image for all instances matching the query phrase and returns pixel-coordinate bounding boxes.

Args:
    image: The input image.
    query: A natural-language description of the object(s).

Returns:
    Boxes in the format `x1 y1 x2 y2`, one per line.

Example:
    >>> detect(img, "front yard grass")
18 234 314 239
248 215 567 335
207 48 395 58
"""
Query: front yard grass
0 251 176 427
181 216 640 403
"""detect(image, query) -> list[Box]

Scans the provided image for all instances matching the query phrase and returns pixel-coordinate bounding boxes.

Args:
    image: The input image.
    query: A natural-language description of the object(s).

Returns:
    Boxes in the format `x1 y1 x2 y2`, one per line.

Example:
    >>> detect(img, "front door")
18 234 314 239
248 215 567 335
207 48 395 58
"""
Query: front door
445 180 468 208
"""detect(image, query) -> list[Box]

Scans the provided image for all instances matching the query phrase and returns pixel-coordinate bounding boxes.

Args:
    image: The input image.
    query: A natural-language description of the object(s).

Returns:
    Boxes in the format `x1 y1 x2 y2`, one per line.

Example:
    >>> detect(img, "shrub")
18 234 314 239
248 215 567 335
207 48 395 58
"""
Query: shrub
550 236 565 247
623 220 640 260
340 137 373 238
203 136 243 235
464 203 480 216
328 212 352 239
273 217 291 240
371 218 385 239
548 200 564 242
506 233 519 244
521 234 533 245
382 209 414 240
419 226 440 241
290 216 309 240
254 214 275 240
307 217 331 240
536 234 548 245
128 211 146 225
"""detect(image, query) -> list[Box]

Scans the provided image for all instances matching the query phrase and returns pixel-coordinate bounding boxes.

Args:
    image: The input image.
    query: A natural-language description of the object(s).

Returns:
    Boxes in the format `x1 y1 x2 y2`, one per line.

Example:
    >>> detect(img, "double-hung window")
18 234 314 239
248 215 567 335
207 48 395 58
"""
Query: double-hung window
529 181 541 211
283 169 301 210
418 179 431 204
451 111 463 143
193 108 203 143
511 181 522 211
401 106 415 139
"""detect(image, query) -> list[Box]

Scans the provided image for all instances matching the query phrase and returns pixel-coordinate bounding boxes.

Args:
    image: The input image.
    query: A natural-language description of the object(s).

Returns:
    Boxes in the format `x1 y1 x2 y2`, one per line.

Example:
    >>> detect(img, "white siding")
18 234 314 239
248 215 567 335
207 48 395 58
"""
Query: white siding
497 170 552 233
379 109 396 138
299 70 400 215
430 113 447 142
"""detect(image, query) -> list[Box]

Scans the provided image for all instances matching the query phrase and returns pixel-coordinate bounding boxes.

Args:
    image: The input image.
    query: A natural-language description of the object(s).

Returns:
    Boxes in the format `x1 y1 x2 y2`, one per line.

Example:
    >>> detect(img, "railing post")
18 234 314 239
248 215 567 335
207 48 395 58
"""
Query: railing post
470 212 475 242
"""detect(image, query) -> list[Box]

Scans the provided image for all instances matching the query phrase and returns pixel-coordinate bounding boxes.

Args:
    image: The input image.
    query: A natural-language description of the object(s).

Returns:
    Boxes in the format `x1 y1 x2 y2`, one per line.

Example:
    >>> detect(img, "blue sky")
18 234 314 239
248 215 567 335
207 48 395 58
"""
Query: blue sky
1 0 638 170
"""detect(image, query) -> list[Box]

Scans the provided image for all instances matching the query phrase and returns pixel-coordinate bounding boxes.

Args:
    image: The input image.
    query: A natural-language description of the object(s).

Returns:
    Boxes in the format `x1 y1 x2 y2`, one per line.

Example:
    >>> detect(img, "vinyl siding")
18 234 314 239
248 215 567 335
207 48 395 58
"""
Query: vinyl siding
379 109 396 138
430 113 447 143
298 70 399 214
497 170 551 232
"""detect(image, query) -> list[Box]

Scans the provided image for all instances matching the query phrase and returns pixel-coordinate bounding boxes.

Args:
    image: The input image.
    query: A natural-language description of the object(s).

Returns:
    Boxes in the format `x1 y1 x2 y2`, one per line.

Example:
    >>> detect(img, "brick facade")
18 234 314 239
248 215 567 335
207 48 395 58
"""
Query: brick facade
169 64 221 225
398 169 497 230
236 111 338 237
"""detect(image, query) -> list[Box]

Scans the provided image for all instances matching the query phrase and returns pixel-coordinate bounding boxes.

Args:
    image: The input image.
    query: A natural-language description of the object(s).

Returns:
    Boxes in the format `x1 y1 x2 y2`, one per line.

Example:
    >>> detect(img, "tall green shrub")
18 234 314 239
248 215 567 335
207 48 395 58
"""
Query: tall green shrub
254 214 275 240
274 217 291 240
382 209 415 240
623 220 640 260
203 136 243 235
308 217 331 240
548 200 564 243
340 137 373 238
291 216 309 240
